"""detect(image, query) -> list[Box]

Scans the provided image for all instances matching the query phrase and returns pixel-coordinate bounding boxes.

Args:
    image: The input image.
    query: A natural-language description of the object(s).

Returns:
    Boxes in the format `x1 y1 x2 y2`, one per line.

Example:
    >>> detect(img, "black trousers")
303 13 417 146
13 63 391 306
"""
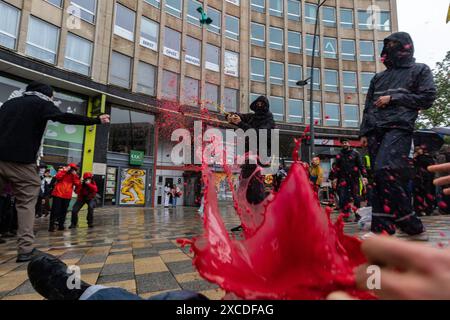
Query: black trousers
368 129 424 235
241 164 267 205
50 197 71 229
71 199 95 226
337 180 360 214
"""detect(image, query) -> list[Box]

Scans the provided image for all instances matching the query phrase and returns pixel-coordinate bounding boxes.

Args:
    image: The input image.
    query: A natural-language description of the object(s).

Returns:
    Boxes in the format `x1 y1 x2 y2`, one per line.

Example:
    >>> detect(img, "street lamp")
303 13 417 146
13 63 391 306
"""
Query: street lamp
297 0 327 161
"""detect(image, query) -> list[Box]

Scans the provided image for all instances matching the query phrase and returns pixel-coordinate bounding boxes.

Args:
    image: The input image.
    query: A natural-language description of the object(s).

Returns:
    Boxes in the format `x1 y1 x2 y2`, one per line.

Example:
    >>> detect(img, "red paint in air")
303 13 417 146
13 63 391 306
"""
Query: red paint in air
178 138 374 300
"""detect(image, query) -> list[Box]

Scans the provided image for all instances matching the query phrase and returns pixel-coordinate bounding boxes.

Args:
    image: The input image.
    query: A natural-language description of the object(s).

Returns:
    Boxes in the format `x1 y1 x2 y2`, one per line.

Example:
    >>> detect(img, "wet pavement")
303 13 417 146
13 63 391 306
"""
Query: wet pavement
1 205 449 300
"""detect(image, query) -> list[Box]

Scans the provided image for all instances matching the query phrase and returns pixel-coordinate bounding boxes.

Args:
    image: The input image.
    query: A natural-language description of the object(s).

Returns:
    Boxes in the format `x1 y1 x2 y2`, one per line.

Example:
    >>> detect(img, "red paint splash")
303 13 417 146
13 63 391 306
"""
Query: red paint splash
178 140 374 300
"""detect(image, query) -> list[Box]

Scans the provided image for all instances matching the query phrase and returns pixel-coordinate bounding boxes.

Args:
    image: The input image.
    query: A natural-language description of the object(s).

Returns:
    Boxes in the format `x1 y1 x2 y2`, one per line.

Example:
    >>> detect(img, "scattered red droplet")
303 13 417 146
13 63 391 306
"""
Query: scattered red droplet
438 201 448 209
383 205 391 214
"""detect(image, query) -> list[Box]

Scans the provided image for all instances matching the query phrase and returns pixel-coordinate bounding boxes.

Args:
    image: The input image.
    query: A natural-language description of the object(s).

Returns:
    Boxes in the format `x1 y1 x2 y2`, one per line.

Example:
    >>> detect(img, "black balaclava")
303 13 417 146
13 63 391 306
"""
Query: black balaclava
250 96 270 114
381 32 416 69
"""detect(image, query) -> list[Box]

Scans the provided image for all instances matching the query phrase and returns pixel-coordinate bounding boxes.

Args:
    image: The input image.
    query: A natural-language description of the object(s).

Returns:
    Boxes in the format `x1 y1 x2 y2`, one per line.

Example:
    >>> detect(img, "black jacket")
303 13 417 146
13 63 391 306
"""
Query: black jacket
335 149 366 183
235 96 276 166
360 32 436 137
0 86 101 164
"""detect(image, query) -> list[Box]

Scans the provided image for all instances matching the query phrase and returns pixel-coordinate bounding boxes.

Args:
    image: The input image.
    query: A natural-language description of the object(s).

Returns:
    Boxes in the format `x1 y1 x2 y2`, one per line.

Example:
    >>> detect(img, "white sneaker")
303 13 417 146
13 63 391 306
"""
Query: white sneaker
406 232 429 242
360 232 377 240
395 230 409 238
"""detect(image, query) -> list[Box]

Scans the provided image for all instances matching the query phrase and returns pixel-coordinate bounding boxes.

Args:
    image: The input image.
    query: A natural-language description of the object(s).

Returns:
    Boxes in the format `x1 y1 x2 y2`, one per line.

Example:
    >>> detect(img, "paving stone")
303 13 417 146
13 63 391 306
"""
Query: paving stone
136 272 180 294
97 273 135 284
100 263 134 276
180 280 219 292
166 260 196 275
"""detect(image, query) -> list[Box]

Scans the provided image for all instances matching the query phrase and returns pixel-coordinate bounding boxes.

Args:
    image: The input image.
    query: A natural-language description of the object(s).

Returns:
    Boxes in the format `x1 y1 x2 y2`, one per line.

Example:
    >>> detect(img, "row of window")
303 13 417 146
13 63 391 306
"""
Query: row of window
250 58 374 94
251 0 391 31
251 23 384 61
45 0 97 23
250 94 360 128
109 54 239 112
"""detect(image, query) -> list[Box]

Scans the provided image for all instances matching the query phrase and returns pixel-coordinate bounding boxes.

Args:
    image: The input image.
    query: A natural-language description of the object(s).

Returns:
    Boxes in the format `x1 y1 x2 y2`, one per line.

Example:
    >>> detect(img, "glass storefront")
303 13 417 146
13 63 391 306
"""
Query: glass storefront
0 74 87 168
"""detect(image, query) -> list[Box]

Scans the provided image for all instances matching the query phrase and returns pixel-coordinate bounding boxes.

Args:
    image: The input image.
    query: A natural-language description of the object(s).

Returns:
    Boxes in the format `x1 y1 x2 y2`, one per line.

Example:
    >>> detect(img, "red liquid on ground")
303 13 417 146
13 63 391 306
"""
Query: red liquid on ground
178 152 374 299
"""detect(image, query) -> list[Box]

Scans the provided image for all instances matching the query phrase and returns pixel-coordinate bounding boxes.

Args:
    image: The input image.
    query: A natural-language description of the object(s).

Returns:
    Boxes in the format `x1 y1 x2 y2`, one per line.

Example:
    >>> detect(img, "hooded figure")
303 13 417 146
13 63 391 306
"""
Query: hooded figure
226 96 275 232
360 32 437 239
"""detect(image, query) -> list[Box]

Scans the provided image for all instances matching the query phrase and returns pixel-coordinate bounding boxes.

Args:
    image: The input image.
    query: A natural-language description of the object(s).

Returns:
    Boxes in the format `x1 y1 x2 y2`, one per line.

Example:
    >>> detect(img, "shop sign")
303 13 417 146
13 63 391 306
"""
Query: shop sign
130 150 145 166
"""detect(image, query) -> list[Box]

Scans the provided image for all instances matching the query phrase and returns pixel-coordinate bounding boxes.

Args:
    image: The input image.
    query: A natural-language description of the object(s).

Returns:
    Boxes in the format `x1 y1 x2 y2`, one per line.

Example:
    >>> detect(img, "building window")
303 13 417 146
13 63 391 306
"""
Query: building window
251 22 265 46
323 37 337 59
269 27 283 50
251 0 265 13
305 3 317 24
205 83 219 110
109 52 132 88
144 0 160 9
46 0 62 7
224 51 239 77
288 64 302 87
270 61 284 85
269 0 283 17
287 0 301 21
358 10 372 30
26 17 60 64
161 70 179 101
324 69 338 92
306 34 320 56
343 71 357 93
70 0 97 24
185 36 201 66
225 15 239 40
187 0 201 26
360 41 375 61
0 1 20 50
64 33 93 76
207 7 221 34
340 8 354 29
322 6 336 27
114 3 136 42
226 0 240 6
136 61 156 96
269 96 284 121
205 44 220 72
306 67 321 90
109 106 155 156
163 27 181 60
288 99 303 123
224 88 238 112
324 103 340 126
165 0 183 18
251 58 265 82
361 72 374 94
183 77 199 106
341 39 356 60
306 101 322 125
343 104 359 128
140 17 159 51
288 31 301 54
378 12 391 31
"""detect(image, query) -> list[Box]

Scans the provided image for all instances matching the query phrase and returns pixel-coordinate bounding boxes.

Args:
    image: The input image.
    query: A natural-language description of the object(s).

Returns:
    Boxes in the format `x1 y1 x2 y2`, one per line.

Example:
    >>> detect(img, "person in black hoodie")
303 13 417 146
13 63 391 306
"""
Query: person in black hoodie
226 95 275 232
360 32 436 240
0 82 110 262
334 138 367 221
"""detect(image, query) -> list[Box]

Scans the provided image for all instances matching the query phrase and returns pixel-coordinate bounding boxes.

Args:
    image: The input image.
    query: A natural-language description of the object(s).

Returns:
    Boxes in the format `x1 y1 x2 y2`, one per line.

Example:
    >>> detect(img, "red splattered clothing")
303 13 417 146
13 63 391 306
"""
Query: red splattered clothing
52 171 80 199
76 181 98 201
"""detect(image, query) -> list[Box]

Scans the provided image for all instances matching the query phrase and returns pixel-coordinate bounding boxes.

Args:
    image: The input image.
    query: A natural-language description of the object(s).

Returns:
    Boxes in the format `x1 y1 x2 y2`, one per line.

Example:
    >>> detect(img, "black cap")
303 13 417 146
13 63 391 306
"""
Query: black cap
26 81 54 98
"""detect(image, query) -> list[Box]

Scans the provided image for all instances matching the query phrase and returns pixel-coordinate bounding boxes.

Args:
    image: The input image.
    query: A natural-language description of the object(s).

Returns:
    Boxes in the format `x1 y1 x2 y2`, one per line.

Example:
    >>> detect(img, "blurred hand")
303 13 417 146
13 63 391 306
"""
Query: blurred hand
428 163 450 195
375 96 391 108
360 137 368 148
99 114 110 124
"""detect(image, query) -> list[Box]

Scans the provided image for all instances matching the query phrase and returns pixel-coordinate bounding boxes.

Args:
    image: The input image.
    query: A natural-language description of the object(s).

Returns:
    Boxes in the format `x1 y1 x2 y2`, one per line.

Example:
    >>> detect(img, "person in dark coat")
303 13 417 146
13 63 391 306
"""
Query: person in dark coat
360 32 436 239
413 146 436 216
0 81 110 262
334 139 367 220
226 96 275 231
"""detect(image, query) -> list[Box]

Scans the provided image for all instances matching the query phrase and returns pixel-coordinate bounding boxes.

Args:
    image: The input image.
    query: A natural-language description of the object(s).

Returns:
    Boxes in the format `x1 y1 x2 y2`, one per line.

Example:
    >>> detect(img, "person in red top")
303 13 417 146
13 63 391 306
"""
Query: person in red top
49 164 80 232
69 172 98 229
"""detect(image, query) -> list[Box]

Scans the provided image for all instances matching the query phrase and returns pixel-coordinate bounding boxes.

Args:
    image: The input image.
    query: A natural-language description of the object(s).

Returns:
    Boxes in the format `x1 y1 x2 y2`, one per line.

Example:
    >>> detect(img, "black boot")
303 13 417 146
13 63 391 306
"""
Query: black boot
231 225 243 232
28 253 90 300
16 248 41 263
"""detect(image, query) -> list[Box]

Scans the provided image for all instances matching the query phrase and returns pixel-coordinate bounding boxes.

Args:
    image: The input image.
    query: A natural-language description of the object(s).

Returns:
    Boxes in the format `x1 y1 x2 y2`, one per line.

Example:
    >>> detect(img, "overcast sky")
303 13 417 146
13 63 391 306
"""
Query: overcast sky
396 0 450 69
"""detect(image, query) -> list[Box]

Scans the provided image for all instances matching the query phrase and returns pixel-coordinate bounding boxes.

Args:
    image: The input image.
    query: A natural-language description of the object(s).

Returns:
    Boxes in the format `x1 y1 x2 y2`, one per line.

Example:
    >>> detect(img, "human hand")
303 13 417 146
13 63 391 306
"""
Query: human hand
99 114 110 124
374 96 391 108
360 137 368 148
428 163 450 195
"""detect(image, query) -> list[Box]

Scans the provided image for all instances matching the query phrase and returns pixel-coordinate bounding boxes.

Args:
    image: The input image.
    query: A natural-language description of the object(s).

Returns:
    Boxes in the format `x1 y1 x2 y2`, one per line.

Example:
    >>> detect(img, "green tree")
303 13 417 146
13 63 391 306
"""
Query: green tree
416 51 450 129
